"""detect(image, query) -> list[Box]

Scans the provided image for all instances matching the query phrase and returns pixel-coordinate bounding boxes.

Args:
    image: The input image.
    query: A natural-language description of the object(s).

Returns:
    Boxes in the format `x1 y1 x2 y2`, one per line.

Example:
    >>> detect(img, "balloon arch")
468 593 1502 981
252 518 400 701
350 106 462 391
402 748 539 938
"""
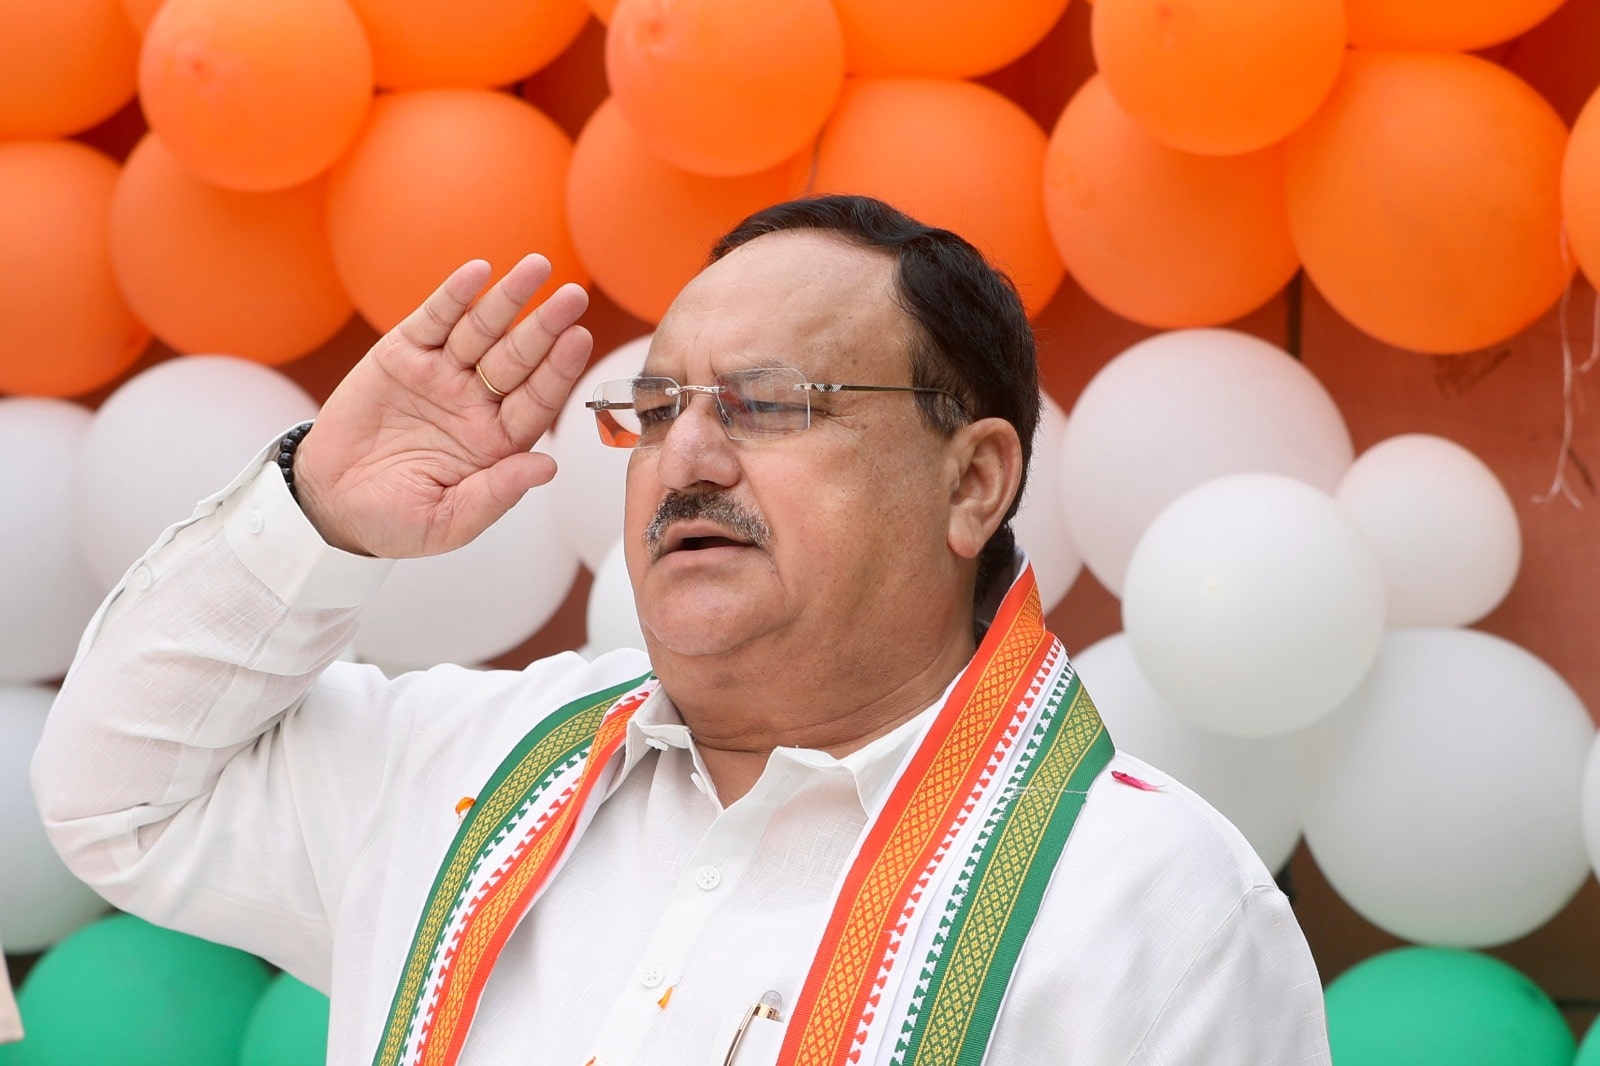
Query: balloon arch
3 0 1600 1062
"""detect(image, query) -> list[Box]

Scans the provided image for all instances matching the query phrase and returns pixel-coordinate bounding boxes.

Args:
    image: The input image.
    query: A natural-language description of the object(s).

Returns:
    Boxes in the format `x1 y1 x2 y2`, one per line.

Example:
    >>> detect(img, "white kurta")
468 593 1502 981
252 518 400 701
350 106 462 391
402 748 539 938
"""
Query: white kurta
0 930 20 1045
33 454 1331 1065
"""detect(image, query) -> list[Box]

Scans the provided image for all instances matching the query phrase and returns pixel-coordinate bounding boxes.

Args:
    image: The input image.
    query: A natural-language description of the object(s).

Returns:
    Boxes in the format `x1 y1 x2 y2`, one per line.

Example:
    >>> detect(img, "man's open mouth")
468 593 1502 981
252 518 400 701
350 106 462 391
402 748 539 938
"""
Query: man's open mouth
660 523 758 556
676 535 749 551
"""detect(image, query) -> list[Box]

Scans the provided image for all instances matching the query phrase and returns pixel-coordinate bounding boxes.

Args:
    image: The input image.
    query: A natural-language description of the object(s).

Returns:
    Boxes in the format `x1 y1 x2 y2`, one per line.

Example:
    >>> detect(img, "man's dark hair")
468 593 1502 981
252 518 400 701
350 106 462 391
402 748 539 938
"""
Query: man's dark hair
710 194 1040 606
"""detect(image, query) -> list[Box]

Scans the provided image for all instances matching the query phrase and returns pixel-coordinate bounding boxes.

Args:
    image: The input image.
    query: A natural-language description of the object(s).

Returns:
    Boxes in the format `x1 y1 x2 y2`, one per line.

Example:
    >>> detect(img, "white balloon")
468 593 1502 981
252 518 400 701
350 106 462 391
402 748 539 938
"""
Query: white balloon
1336 434 1520 627
1122 474 1385 737
549 335 652 572
353 487 580 672
0 685 109 951
1012 392 1082 612
585 538 646 656
75 356 318 589
1581 735 1600 884
0 399 105 682
1073 634 1306 872
1059 329 1352 595
1303 629 1593 947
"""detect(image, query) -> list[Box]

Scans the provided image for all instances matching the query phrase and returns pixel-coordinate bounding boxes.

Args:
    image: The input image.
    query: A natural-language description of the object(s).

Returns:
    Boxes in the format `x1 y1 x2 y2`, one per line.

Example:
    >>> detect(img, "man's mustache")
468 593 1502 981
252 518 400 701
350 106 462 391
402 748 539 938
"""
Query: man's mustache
644 491 772 561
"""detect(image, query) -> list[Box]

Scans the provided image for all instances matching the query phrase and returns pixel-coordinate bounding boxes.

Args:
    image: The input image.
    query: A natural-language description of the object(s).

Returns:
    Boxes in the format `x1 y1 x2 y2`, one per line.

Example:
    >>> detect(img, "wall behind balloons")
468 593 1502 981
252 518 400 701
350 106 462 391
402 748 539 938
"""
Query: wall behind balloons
5 0 1600 1058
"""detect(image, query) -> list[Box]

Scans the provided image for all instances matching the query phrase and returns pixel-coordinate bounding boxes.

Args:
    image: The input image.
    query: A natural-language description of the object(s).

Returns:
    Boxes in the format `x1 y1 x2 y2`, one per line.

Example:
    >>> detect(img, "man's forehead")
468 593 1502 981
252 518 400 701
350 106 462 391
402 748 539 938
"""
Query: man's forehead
644 231 906 376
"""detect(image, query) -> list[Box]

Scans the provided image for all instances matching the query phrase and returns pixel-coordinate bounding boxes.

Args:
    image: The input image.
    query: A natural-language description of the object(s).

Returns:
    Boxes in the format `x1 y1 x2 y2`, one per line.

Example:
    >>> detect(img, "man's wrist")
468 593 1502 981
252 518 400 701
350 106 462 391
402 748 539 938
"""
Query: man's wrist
275 421 314 504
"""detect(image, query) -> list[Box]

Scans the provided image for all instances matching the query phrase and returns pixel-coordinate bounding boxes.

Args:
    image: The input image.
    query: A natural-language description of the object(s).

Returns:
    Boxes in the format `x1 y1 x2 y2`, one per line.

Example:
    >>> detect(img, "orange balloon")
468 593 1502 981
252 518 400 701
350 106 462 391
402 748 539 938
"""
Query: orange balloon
346 0 590 89
139 0 373 191
831 0 1069 78
326 90 587 332
567 98 809 323
1286 52 1571 356
812 77 1064 316
1346 0 1567 51
0 142 149 398
1565 88 1600 292
1091 0 1344 156
0 0 138 137
120 0 164 32
586 0 616 21
606 0 844 176
1044 76 1298 329
108 135 352 366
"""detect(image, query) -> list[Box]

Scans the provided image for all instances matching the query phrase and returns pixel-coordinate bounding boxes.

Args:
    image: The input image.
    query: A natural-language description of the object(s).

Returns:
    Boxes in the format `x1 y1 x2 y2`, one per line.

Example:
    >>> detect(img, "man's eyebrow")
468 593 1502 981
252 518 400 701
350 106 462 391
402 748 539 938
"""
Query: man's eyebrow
732 354 793 370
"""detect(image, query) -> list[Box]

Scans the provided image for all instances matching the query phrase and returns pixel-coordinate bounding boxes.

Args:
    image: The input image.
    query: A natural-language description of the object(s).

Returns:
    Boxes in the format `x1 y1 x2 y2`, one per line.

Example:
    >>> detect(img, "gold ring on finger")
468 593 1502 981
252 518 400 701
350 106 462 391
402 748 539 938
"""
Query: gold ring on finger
476 362 509 399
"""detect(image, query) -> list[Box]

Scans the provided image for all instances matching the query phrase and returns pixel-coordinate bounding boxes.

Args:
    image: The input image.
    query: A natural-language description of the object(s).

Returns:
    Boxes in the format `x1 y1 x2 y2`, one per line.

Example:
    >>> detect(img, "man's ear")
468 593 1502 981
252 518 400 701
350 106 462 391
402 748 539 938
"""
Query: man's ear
946 417 1024 560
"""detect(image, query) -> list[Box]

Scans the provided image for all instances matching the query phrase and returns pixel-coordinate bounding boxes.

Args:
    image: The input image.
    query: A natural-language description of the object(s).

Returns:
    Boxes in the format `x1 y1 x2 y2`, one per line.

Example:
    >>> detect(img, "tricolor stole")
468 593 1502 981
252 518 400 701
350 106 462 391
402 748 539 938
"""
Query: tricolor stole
372 566 1112 1066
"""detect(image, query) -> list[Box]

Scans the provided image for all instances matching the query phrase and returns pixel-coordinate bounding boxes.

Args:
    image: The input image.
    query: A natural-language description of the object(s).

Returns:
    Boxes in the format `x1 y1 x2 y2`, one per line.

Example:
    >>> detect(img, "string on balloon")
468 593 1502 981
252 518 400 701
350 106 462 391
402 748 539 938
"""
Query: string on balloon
1533 226 1599 508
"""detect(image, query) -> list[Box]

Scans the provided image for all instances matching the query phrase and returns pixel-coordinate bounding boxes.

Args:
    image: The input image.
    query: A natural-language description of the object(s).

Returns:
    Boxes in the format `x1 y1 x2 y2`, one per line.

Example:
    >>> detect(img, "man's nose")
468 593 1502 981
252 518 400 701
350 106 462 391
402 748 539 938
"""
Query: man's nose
655 392 739 489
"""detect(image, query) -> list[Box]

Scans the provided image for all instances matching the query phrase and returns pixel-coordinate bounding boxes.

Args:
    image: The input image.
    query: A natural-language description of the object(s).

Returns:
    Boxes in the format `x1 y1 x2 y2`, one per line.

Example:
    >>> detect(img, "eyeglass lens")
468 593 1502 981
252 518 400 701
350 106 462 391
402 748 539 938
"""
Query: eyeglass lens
591 368 812 448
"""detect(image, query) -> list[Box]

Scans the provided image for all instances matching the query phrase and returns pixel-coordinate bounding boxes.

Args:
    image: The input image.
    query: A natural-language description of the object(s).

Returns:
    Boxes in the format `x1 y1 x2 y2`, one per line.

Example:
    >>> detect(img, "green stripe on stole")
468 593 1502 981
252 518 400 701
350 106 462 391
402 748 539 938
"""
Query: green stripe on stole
372 672 652 1066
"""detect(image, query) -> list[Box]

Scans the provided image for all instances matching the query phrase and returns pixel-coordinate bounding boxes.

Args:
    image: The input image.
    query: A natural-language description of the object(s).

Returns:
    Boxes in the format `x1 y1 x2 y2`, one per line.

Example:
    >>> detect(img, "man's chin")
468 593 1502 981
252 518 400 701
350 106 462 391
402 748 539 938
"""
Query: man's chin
637 602 769 662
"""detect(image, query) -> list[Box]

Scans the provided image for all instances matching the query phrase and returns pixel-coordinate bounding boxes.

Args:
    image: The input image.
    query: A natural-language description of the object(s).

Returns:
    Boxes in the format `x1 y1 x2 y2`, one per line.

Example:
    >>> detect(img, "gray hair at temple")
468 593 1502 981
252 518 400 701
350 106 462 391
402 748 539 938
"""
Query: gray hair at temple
710 194 1041 606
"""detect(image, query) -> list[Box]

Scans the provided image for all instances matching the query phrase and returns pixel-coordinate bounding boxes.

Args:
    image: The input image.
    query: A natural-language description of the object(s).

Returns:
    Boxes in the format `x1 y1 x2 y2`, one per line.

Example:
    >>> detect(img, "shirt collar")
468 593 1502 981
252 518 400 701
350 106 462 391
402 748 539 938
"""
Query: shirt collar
604 670 961 813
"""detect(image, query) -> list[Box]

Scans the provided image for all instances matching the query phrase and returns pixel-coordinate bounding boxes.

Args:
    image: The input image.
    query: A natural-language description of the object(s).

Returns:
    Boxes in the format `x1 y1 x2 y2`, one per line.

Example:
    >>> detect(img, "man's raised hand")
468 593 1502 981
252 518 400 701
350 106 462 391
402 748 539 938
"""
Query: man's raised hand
292 254 594 558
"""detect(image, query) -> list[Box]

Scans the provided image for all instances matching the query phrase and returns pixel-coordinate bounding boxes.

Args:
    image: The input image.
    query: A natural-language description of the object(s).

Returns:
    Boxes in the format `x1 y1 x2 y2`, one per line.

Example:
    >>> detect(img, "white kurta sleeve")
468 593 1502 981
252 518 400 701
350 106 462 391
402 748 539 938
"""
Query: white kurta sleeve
0 929 20 1045
1128 884 1331 1065
31 455 441 988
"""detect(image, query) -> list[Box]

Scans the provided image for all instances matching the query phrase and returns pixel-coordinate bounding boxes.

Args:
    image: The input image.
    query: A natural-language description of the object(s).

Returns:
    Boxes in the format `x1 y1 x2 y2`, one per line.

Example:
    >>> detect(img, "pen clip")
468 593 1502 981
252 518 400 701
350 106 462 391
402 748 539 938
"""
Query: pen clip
721 990 784 1066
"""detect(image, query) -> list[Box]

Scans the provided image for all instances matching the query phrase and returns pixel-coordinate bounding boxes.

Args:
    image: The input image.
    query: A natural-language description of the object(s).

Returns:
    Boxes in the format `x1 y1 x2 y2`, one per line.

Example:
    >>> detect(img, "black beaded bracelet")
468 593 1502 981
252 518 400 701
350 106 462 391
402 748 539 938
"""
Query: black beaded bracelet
276 421 313 502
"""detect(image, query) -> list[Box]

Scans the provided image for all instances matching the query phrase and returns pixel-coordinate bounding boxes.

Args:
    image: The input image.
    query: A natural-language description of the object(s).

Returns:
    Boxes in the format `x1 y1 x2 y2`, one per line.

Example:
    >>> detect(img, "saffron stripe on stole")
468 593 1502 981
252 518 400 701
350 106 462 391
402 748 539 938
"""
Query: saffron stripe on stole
371 673 653 1066
898 673 1114 1066
784 579 1050 1066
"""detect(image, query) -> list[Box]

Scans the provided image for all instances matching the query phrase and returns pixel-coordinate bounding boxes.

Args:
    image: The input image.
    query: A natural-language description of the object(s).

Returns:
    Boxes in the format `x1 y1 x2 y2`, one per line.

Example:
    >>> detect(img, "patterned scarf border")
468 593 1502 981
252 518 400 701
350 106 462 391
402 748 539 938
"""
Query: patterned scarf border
897 676 1113 1066
782 571 1112 1066
371 673 654 1066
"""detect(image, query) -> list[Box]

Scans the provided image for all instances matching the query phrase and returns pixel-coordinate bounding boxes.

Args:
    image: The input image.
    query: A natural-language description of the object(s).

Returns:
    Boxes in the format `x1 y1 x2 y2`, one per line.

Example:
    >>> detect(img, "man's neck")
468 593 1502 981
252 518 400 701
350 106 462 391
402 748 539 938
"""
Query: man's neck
655 626 979 806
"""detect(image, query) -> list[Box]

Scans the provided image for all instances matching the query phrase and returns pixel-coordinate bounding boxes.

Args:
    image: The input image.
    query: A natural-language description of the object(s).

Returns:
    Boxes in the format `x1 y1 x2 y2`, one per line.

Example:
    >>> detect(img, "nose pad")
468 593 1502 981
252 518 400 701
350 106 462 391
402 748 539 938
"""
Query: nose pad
654 392 741 490
670 391 732 441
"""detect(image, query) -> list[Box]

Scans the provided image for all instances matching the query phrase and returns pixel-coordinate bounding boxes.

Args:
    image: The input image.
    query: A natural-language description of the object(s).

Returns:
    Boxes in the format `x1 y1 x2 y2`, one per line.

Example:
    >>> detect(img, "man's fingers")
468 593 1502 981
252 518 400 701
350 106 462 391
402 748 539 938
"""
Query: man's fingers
446 451 559 543
440 254 554 370
473 282 590 397
500 323 593 445
394 260 493 354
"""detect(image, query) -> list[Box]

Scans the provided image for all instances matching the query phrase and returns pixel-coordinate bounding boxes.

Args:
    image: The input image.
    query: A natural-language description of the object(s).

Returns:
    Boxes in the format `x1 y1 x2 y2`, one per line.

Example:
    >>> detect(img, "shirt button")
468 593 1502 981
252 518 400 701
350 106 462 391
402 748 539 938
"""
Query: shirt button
695 865 721 891
131 565 153 590
640 965 665 989
244 509 265 534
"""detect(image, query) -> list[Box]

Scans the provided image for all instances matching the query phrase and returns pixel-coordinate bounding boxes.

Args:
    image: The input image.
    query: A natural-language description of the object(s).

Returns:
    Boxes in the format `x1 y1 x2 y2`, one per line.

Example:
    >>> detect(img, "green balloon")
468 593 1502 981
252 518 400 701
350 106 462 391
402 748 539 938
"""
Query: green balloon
1 912 269 1066
238 973 330 1066
1576 1018 1600 1066
1325 947 1574 1066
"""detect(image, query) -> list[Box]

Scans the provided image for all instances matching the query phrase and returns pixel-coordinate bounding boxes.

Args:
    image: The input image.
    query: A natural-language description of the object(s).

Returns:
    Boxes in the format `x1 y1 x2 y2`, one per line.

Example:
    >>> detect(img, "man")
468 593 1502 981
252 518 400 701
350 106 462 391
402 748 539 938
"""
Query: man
34 196 1329 1064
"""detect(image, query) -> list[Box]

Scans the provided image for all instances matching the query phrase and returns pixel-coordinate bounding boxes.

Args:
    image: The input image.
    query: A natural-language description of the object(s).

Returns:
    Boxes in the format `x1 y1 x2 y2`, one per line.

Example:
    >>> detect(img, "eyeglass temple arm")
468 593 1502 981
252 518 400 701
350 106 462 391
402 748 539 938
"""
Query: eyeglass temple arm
802 383 971 417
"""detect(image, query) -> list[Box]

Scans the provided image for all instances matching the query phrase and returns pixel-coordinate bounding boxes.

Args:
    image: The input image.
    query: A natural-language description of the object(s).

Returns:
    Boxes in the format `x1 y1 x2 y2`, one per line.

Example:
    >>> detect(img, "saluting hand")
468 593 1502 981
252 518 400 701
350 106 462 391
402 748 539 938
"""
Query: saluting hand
293 254 593 558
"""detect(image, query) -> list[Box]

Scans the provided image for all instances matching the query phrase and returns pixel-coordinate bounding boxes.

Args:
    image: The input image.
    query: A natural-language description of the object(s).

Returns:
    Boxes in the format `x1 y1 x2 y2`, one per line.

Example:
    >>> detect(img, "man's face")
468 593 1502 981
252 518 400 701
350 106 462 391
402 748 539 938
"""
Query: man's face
622 231 963 665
